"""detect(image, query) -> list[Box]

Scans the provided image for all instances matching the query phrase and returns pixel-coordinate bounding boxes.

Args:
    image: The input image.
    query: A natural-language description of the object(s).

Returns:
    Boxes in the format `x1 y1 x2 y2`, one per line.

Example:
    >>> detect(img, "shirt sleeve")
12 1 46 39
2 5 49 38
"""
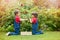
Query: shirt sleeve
32 18 37 24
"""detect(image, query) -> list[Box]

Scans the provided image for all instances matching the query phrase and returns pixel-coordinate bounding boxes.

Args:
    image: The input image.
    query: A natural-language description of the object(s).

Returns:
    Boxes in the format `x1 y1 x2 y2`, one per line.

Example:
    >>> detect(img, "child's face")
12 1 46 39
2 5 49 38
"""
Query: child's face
16 13 19 16
32 15 35 18
18 13 20 16
16 13 20 16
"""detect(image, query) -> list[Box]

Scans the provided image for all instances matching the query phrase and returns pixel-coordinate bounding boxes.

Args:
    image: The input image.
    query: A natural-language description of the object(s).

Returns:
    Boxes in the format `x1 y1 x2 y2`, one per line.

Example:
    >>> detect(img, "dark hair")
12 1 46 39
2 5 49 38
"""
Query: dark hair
14 11 19 15
32 12 38 18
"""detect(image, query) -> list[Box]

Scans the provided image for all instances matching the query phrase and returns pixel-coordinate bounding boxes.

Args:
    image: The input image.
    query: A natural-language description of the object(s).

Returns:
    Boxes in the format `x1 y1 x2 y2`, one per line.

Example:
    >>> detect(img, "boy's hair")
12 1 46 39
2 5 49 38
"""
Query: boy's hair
14 11 19 15
32 12 38 18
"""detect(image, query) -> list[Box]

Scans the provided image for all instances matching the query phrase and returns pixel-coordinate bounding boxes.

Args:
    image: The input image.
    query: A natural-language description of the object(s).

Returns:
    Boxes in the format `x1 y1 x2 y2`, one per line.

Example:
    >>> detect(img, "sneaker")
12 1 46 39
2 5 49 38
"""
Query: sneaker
6 32 10 36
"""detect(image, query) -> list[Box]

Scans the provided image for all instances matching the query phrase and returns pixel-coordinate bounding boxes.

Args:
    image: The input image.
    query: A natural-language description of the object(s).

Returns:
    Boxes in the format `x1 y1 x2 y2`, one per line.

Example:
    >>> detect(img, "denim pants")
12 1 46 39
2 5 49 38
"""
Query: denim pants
32 21 43 35
9 21 20 35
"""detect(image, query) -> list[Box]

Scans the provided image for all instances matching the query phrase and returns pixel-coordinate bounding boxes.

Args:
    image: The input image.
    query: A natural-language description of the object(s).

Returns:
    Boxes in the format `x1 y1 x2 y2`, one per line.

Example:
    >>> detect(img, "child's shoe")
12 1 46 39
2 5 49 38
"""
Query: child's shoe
6 32 10 36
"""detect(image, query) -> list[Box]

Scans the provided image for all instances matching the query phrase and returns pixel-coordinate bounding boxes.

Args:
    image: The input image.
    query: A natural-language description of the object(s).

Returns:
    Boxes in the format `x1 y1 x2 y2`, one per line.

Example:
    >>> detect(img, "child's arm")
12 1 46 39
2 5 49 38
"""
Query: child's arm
29 18 37 24
30 19 32 23
20 18 28 21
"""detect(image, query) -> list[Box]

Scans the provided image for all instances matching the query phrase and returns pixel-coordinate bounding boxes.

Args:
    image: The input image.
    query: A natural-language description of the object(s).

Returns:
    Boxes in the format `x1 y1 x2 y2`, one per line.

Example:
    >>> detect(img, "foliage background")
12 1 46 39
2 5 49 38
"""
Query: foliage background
0 0 60 32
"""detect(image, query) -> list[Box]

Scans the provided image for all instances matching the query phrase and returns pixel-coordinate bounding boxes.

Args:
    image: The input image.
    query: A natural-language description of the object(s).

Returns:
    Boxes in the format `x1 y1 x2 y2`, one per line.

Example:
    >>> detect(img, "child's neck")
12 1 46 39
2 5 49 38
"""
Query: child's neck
16 15 19 16
33 17 36 18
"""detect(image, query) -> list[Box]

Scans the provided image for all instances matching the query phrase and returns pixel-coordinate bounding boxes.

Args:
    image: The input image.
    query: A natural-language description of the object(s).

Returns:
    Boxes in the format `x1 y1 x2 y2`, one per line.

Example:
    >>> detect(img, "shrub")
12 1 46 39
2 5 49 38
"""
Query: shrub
0 5 60 32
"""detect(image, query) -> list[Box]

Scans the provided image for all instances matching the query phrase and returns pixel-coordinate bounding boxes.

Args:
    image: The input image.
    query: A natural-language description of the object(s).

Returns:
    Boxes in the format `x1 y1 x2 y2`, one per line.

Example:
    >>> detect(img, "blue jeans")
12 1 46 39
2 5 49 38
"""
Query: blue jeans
32 28 43 35
32 22 43 35
9 21 20 35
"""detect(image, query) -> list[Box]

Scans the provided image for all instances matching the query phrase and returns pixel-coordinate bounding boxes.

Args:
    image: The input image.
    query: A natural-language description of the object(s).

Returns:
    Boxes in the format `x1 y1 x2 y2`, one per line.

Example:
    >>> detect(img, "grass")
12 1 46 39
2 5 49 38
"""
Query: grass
0 31 60 40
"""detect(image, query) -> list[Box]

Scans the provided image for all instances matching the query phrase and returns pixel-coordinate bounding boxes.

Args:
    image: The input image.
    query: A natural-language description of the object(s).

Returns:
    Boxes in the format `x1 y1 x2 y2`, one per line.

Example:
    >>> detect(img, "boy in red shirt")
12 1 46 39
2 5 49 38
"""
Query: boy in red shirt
6 9 28 36
30 12 43 35
6 10 21 36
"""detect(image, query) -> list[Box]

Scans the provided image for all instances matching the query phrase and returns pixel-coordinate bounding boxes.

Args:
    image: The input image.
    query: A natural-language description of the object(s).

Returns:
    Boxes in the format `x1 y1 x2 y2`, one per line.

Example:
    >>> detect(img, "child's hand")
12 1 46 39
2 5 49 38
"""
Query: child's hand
29 19 32 23
20 19 28 21
25 19 28 21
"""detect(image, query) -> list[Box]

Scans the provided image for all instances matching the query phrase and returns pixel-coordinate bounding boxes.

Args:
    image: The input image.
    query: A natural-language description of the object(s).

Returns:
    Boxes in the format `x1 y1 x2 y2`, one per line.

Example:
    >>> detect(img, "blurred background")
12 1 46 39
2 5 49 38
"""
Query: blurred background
0 0 60 32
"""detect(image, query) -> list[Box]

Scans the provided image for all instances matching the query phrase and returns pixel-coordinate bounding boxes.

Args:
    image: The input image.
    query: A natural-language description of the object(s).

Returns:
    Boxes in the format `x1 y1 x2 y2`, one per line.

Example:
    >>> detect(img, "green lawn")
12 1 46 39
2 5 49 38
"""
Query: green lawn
0 31 60 40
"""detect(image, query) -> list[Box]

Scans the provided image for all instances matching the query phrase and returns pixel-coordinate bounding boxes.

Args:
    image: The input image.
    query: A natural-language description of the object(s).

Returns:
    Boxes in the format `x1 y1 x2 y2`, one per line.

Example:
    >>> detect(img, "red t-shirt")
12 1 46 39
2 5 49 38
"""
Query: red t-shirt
32 17 37 24
15 16 20 23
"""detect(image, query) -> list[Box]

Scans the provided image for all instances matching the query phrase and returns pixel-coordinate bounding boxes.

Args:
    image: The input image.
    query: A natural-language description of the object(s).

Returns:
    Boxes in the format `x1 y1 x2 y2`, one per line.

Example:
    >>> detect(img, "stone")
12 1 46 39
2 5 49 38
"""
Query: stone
21 32 32 35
